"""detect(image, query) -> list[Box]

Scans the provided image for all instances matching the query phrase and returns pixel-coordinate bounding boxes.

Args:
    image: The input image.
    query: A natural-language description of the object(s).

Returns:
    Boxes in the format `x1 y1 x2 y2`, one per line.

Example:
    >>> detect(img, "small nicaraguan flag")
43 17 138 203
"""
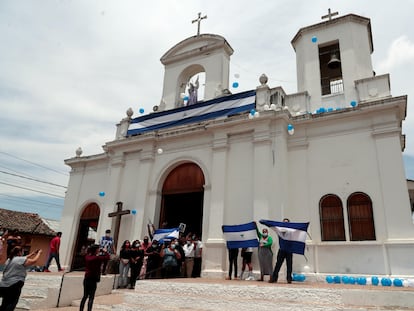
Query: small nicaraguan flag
222 221 259 249
152 228 180 243
259 219 309 255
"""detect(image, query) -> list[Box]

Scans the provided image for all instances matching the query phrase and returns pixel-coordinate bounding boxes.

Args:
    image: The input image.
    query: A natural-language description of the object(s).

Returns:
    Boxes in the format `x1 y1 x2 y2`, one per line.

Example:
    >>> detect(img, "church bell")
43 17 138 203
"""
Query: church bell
327 53 341 69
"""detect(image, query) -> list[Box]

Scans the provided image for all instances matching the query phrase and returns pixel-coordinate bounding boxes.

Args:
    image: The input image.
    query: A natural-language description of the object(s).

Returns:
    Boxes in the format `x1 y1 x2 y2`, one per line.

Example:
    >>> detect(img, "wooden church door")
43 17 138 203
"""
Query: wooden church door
71 203 100 271
160 163 205 237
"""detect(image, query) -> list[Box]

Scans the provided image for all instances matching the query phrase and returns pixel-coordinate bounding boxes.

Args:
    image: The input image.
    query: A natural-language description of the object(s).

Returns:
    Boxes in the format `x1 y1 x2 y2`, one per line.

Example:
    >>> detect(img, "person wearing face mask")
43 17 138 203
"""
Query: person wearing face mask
182 237 195 278
256 224 273 282
129 240 144 289
99 229 114 275
160 240 181 278
145 240 160 279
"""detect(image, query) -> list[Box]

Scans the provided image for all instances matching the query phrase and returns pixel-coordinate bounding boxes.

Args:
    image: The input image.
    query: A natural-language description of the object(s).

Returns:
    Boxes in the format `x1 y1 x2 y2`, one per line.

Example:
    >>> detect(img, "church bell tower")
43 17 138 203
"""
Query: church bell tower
157 14 234 111
291 10 375 111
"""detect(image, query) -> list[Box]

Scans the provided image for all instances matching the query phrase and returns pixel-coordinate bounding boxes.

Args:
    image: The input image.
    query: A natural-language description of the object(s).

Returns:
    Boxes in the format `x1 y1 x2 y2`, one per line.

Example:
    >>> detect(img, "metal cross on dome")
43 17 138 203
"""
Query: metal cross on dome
192 12 207 36
321 8 339 21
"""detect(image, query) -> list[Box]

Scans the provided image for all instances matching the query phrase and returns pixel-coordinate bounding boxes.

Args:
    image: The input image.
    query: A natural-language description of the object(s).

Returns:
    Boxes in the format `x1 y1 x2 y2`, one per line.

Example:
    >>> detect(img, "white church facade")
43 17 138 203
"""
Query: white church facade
60 12 414 277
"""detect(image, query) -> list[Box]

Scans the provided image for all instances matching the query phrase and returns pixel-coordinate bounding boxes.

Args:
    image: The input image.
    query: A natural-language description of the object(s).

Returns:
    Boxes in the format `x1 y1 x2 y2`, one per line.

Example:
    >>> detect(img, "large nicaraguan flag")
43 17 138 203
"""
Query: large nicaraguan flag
222 221 259 249
259 220 309 255
127 90 256 136
152 227 180 243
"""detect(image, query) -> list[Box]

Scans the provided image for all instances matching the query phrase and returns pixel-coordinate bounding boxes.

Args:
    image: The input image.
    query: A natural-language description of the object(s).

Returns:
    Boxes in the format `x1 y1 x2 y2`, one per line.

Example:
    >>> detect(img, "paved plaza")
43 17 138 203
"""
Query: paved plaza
33 278 414 311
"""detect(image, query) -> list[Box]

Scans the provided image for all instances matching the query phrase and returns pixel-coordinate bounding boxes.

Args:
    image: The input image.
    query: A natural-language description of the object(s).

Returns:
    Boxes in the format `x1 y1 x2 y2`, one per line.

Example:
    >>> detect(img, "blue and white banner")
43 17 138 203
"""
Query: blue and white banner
127 90 256 136
222 221 259 249
259 220 309 255
152 227 180 243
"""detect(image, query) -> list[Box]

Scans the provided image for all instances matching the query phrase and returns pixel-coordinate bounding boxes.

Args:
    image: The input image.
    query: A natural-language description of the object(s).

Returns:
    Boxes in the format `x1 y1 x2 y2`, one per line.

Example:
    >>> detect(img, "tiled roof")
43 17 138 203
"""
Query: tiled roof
0 208 56 236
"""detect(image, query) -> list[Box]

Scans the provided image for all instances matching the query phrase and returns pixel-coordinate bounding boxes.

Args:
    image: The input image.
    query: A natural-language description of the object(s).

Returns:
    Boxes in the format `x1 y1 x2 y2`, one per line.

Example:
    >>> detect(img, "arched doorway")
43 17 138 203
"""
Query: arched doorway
71 203 100 271
160 163 205 237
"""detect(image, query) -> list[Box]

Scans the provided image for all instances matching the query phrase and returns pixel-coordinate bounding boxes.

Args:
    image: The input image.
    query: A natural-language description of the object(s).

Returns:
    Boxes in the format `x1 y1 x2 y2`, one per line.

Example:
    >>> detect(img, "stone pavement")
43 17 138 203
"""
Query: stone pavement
33 278 414 311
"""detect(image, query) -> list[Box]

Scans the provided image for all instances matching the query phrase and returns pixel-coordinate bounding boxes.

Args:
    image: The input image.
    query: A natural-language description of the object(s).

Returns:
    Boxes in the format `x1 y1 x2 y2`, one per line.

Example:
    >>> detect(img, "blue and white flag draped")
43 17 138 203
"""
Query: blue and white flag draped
222 221 259 249
127 90 256 136
259 220 309 255
152 227 180 243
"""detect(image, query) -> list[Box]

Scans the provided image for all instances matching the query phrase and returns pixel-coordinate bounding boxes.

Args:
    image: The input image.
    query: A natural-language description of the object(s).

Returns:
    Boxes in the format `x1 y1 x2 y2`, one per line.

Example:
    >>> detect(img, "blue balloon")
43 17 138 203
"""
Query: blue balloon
131 209 137 215
381 278 391 286
326 275 334 283
357 277 367 285
232 82 239 88
327 107 334 112
311 36 318 43
393 278 403 287
348 276 356 284
341 276 349 284
334 276 341 284
371 276 379 286
99 191 105 197
350 100 357 107
139 108 145 114
183 96 189 101
299 274 306 282
287 124 294 131
250 109 256 115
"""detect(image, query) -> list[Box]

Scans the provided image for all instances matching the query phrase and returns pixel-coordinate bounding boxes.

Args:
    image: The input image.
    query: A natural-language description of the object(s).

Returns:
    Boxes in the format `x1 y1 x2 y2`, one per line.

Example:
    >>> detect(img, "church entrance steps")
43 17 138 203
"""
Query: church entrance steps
73 279 414 311
10 275 414 310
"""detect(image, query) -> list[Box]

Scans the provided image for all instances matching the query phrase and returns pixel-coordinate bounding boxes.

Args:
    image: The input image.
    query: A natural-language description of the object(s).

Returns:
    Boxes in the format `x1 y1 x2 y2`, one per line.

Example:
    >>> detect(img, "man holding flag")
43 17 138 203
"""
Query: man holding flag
259 218 309 284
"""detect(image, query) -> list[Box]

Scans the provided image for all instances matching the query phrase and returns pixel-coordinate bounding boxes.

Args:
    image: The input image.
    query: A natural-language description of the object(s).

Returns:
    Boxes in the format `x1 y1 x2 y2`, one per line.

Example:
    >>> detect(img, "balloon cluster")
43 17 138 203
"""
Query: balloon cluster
292 273 306 282
248 108 260 119
326 275 406 287
263 104 279 111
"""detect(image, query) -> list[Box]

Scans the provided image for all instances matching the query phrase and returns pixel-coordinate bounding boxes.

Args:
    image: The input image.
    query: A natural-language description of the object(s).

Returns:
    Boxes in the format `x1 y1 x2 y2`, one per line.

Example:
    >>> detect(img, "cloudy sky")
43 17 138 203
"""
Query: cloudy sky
1 1 414 220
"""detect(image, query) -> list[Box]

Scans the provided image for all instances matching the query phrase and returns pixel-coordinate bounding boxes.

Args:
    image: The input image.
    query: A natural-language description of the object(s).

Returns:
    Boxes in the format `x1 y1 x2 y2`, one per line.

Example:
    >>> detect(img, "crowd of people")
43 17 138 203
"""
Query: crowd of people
112 232 203 290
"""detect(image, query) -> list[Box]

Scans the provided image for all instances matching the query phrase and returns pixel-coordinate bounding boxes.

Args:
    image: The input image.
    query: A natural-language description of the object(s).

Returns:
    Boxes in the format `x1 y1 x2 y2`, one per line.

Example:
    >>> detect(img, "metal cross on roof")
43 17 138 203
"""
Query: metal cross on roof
192 12 207 36
321 8 339 21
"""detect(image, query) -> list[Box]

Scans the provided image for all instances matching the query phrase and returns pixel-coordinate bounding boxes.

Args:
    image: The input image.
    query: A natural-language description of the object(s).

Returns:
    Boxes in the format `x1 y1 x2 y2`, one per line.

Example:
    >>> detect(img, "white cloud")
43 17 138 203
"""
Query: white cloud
377 36 414 73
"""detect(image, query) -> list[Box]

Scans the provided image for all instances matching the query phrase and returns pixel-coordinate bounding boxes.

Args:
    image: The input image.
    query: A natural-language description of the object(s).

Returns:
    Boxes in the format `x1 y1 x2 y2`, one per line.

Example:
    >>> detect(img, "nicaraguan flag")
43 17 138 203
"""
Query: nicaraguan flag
127 90 256 136
259 220 309 255
222 221 259 249
152 228 180 243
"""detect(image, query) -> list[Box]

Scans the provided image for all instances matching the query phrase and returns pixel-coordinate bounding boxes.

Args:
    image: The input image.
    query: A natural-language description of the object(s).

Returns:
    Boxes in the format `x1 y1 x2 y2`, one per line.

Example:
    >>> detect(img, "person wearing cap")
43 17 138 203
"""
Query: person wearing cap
79 244 109 311
99 229 114 275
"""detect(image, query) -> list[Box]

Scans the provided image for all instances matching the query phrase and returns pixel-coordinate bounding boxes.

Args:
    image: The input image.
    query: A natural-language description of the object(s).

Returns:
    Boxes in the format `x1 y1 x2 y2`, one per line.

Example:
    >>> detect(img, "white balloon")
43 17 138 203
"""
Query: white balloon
248 113 254 119
288 128 295 135
157 148 163 154
270 104 277 110
254 111 260 118
180 93 186 99
234 73 240 79
264 104 270 111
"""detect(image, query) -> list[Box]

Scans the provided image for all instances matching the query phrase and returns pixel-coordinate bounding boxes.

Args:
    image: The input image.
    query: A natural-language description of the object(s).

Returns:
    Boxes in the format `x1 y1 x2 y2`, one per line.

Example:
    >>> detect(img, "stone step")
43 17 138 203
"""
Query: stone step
69 279 414 311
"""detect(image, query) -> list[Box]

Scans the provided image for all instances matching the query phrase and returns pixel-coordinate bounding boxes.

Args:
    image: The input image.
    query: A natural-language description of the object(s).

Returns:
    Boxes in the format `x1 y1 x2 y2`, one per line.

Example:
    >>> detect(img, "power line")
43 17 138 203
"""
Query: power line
0 170 67 188
0 151 68 176
0 181 65 198
0 194 63 208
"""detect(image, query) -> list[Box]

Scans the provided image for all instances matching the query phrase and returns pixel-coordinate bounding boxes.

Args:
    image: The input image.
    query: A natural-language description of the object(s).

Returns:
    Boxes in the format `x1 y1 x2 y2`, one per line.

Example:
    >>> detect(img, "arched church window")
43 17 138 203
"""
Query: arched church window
347 192 376 241
319 42 343 95
319 194 346 241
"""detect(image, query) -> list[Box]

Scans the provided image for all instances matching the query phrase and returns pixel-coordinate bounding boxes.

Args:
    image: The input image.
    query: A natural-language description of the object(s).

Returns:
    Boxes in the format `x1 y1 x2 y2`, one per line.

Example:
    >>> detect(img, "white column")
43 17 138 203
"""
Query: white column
204 132 228 277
